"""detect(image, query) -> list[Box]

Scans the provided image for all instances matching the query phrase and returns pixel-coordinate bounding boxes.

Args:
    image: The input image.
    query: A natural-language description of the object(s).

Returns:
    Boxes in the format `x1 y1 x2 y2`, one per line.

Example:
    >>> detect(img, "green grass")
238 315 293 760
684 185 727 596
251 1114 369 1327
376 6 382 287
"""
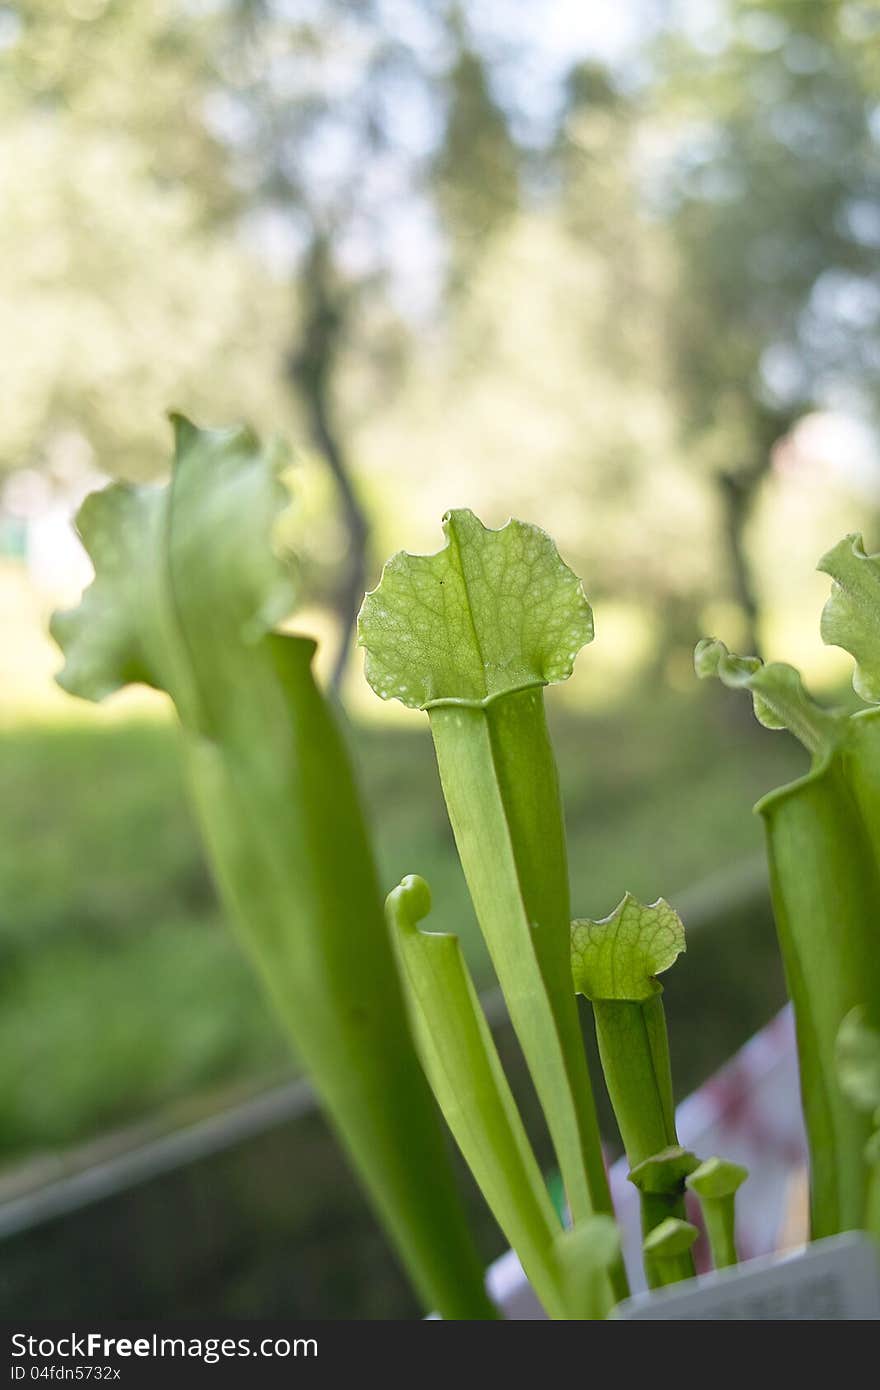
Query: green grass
0 686 806 1166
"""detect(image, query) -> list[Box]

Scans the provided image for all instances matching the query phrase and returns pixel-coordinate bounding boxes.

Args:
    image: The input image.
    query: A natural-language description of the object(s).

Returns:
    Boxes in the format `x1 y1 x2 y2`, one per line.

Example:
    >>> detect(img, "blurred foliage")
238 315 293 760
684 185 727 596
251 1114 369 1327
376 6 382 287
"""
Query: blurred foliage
4 0 880 653
433 23 520 285
1 0 291 479
654 0 880 651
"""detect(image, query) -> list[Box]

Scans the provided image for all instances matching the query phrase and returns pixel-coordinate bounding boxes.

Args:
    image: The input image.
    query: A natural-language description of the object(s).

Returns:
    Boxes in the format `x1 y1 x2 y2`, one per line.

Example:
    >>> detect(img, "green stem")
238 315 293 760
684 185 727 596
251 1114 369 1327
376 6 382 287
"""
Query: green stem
642 1218 699 1289
699 1197 739 1269
639 1192 692 1289
428 690 626 1301
186 636 497 1320
51 440 497 1319
639 1190 691 1289
592 995 695 1287
389 876 571 1319
639 1191 686 1232
759 723 880 1237
650 1251 697 1289
592 996 676 1163
685 1159 747 1271
556 1218 621 1319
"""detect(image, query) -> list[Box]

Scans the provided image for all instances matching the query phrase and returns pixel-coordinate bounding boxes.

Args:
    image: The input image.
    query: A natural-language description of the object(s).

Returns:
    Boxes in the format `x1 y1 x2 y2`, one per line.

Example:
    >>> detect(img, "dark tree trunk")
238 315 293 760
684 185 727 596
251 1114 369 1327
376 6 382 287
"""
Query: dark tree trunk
717 465 765 659
288 235 369 692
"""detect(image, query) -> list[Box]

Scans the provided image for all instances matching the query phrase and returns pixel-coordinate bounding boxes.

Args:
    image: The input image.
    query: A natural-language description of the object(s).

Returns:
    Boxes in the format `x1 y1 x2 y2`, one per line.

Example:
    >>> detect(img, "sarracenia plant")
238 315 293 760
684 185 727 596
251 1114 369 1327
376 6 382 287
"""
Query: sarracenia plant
50 418 496 1320
360 511 754 1309
686 1157 748 1269
696 532 880 1241
52 456 762 1318
358 510 628 1305
571 895 697 1287
387 873 620 1318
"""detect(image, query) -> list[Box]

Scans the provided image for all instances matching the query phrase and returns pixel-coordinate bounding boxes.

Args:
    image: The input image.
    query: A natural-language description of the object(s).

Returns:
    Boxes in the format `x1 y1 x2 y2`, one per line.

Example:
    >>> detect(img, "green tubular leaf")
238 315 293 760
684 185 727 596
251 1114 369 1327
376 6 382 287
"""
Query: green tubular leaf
51 417 297 731
642 1217 699 1258
572 897 684 1161
818 533 880 703
642 1218 699 1288
698 623 880 1238
51 420 496 1321
50 483 168 702
686 1158 748 1270
571 893 685 1003
694 638 844 756
554 1217 621 1320
629 1146 701 1195
358 511 625 1300
426 696 618 1249
572 897 692 1286
588 997 678 1166
388 875 580 1321
757 711 880 1238
685 1156 748 1201
588 1001 685 1284
357 508 593 707
629 1147 700 1283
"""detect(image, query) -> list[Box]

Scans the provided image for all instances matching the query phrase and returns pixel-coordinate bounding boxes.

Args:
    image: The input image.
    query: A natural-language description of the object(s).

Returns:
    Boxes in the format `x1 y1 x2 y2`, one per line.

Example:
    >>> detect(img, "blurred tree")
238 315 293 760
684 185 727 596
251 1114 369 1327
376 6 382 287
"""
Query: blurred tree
9 0 879 686
356 205 714 664
212 0 387 684
4 0 525 681
1 0 289 484
549 61 710 664
654 0 880 654
555 59 652 328
431 8 520 290
210 0 525 682
5 0 236 218
287 233 369 686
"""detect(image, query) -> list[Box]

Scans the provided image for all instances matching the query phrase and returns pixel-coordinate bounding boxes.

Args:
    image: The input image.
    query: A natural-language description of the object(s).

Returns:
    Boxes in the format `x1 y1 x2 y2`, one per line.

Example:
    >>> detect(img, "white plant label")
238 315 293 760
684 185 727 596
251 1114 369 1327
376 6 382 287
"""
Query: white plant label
614 1233 880 1320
